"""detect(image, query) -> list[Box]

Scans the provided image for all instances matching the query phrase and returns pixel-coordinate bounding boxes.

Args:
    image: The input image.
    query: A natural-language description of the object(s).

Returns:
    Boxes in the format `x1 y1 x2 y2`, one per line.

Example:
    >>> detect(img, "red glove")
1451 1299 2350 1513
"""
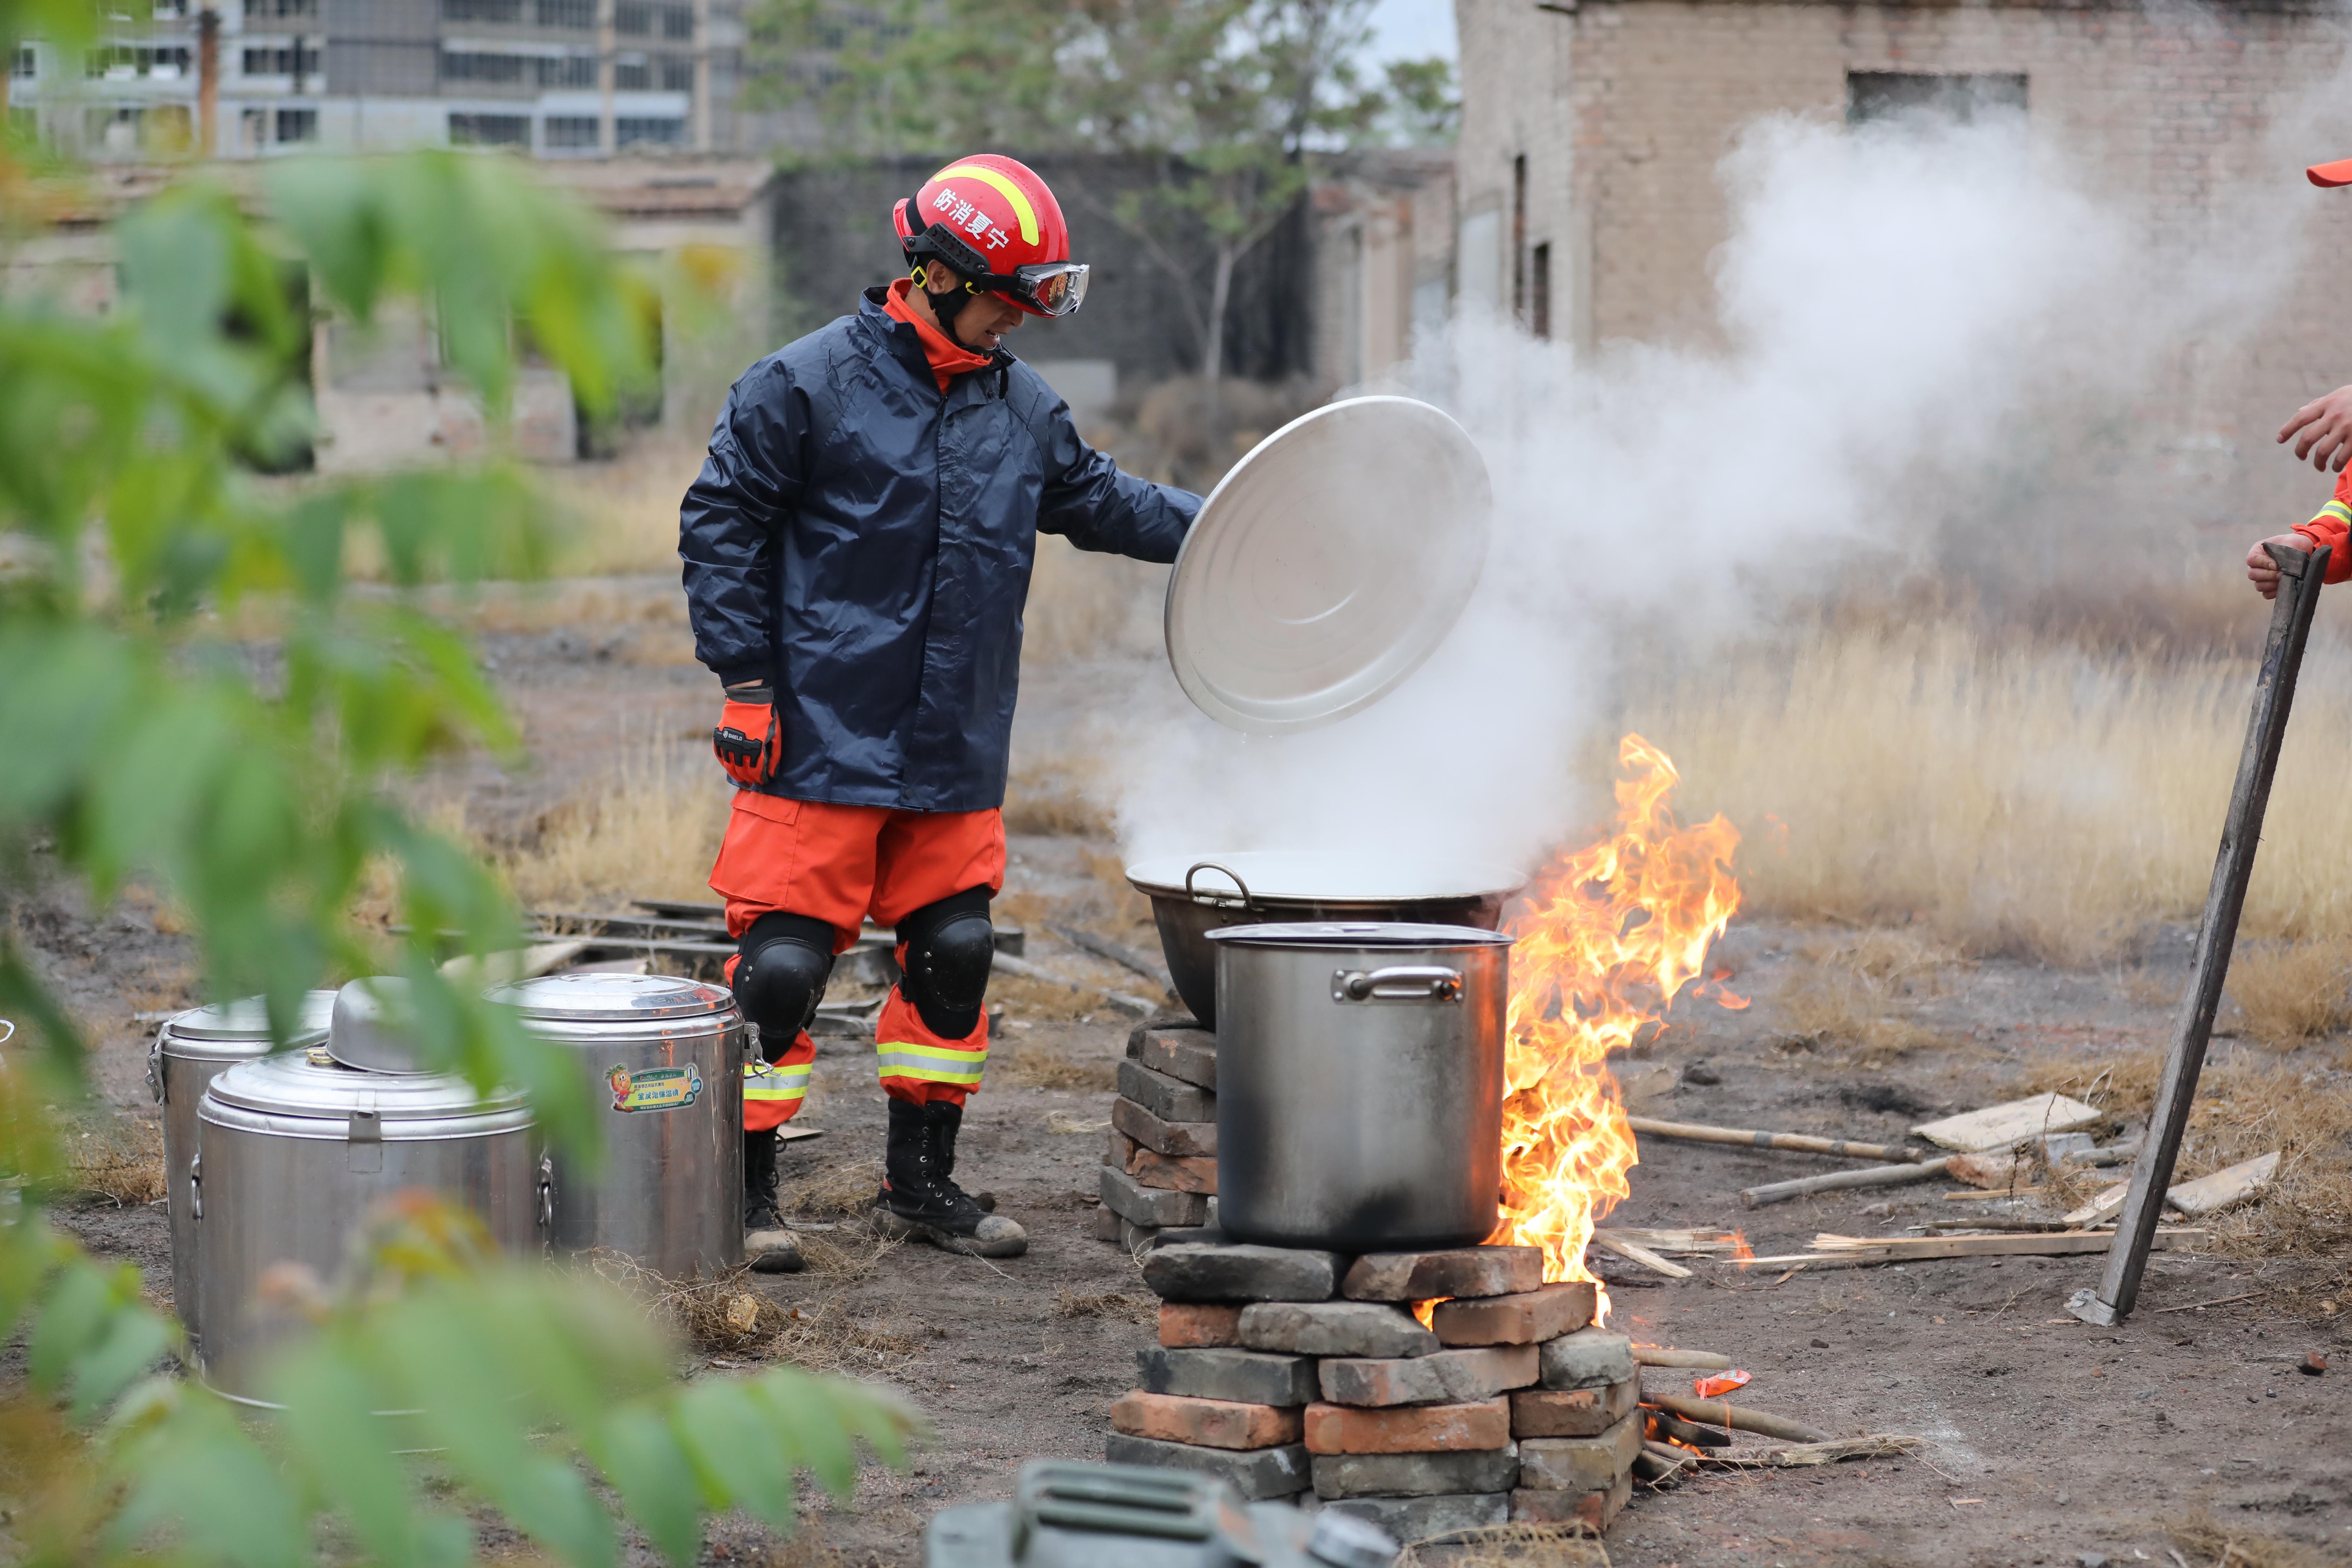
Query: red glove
713 691 780 786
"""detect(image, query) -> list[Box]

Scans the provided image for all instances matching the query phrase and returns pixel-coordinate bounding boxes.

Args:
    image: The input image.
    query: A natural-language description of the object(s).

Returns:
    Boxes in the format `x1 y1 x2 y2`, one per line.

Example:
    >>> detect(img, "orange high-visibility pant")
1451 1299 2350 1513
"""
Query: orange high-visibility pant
709 793 1006 1130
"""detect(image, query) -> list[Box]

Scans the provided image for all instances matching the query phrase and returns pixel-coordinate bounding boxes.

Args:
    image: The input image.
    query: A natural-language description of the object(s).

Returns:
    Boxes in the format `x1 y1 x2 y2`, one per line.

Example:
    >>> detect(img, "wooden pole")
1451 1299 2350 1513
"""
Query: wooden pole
1739 1157 1952 1208
2069 541 2330 1326
1646 1392 1830 1444
1629 1115 1918 1163
195 8 218 158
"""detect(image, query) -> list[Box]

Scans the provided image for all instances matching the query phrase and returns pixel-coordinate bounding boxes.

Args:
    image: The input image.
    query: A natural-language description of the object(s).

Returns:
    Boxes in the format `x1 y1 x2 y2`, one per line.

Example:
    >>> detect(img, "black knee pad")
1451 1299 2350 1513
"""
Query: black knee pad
897 886 994 1040
734 911 836 1062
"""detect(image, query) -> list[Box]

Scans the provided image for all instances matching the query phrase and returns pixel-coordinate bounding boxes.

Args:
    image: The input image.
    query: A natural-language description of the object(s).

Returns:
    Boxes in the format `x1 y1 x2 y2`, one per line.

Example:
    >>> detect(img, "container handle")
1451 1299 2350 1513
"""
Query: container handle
1183 861 1255 911
1333 966 1463 1003
188 1152 201 1222
536 1153 555 1235
147 1030 166 1104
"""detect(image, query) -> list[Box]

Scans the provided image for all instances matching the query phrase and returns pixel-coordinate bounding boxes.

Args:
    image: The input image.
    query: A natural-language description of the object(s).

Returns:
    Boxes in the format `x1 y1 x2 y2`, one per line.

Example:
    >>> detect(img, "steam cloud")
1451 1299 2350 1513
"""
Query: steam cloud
1109 71 2352 876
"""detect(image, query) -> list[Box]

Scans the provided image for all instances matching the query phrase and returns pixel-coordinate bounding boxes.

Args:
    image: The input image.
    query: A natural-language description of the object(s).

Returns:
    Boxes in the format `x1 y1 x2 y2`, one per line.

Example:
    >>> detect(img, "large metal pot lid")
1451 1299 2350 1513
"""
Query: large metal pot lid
1205 921 1516 948
163 989 337 1046
1164 396 1492 735
1126 852 1526 904
486 972 734 1022
204 1050 527 1120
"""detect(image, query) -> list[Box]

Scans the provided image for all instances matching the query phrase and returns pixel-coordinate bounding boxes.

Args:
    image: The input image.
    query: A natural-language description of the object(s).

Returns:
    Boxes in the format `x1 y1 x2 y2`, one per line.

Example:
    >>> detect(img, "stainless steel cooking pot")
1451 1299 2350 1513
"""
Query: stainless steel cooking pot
488 972 744 1277
1208 922 1511 1253
1126 853 1523 1029
195 1051 538 1404
147 991 336 1348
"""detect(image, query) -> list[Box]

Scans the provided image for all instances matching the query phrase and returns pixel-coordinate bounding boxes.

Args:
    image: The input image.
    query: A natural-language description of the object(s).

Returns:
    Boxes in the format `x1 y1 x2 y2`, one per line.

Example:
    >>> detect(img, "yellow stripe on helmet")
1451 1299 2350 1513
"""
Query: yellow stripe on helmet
935 162 1040 246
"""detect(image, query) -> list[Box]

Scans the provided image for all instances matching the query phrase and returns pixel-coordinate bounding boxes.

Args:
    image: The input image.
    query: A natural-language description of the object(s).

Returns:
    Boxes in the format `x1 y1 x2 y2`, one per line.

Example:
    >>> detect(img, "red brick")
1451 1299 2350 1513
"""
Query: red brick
1302 1398 1512 1455
1342 1246 1544 1302
1160 1302 1245 1348
1509 1472 1631 1531
1430 1282 1596 1347
1510 1378 1639 1437
1129 1146 1218 1194
1110 1390 1301 1451
1107 1126 1139 1168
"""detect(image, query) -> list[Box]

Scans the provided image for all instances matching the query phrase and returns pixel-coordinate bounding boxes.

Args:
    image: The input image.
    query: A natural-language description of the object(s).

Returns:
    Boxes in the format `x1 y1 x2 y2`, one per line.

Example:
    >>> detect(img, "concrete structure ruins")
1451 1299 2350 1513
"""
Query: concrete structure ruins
1451 0 2352 517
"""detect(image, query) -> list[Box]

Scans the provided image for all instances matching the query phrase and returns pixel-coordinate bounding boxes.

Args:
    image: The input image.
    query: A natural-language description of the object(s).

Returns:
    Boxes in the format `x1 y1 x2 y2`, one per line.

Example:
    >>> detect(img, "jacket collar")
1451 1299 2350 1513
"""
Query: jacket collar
859 285 1011 396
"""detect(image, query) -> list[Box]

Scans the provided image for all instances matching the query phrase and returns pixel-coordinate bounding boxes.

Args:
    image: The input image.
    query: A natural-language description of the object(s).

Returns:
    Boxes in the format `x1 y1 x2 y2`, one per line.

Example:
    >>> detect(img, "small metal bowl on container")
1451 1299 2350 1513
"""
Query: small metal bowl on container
147 990 337 1348
1206 922 1513 1254
487 972 744 1278
194 1049 539 1405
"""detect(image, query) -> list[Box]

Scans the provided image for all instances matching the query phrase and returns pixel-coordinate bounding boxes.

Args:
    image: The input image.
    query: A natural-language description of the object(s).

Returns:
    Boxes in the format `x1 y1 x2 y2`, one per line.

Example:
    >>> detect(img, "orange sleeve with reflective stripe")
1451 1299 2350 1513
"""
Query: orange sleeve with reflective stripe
2291 468 2352 584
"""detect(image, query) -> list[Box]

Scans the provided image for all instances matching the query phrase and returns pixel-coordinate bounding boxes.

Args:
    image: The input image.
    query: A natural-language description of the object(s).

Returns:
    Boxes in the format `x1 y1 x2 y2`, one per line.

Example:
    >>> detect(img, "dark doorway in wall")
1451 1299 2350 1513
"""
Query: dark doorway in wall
1510 153 1527 322
1530 241 1550 340
1847 71 2026 125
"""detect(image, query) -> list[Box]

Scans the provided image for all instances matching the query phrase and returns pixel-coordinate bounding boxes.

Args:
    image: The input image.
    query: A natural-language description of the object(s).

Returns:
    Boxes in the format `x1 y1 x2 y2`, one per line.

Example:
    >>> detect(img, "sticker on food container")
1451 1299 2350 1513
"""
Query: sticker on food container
607 1062 702 1113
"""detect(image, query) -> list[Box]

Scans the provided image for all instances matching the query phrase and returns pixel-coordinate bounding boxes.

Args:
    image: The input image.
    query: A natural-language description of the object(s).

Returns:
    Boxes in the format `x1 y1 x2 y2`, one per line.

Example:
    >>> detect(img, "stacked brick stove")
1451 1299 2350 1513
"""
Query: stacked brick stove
1093 1020 1220 1244
1102 1239 1640 1540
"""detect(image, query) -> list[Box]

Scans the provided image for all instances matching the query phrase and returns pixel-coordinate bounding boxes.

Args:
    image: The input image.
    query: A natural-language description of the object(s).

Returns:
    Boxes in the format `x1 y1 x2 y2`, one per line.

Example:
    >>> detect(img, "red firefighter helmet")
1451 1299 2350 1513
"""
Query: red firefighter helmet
892 154 1090 318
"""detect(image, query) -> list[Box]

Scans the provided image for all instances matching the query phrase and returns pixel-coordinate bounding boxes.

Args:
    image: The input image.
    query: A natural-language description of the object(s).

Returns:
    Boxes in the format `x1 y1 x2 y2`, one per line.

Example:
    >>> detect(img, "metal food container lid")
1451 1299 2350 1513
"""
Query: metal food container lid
1163 395 1492 735
1204 922 1517 949
162 990 337 1050
327 978 438 1074
1126 852 1525 905
204 1050 528 1121
485 972 733 1023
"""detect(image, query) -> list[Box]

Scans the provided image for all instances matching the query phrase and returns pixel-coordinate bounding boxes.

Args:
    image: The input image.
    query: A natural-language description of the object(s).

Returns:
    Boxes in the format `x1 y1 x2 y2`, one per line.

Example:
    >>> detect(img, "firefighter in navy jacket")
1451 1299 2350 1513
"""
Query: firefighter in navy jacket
679 155 1200 1268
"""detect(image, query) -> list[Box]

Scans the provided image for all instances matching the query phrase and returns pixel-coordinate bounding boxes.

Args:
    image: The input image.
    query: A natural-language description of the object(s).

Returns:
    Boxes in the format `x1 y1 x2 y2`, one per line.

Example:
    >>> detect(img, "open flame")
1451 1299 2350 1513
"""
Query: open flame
1493 735 1744 1317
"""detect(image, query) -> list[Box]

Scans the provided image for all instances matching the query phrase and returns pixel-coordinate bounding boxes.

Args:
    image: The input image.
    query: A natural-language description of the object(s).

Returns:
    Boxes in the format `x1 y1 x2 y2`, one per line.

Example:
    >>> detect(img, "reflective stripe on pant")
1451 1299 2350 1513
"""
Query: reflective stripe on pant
742 1028 814 1132
874 987 986 1107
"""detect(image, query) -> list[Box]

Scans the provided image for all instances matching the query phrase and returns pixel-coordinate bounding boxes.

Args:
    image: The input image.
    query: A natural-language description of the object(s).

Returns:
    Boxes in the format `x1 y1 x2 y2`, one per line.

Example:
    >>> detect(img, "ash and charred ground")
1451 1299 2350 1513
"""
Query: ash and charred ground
24 590 2352 1568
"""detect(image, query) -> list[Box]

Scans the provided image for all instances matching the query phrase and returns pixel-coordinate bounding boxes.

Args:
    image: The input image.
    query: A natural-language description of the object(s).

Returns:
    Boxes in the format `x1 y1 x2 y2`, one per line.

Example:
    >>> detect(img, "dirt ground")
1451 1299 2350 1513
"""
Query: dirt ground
25 582 2352 1568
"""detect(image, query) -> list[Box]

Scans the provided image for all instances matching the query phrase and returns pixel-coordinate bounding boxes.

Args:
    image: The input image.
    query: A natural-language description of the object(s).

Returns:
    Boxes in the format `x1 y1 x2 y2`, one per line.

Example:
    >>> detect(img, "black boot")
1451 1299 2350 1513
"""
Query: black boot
872 1099 1027 1258
741 1127 803 1273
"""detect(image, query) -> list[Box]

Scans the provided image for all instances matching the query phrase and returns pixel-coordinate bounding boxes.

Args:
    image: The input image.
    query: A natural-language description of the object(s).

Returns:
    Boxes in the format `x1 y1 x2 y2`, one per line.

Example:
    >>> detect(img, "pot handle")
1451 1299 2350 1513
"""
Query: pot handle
1183 861 1255 910
188 1152 201 1223
1333 966 1463 1003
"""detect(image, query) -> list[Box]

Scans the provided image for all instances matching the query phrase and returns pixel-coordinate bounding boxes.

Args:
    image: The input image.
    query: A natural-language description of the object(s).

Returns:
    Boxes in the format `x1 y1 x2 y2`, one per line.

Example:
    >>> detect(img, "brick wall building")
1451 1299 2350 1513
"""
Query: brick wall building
1453 0 2352 520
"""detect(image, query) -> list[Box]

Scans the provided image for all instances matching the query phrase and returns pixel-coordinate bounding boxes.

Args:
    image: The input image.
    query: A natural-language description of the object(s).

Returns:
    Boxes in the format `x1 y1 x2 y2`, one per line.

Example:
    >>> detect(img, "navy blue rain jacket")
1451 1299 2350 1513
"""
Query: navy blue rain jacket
679 287 1199 812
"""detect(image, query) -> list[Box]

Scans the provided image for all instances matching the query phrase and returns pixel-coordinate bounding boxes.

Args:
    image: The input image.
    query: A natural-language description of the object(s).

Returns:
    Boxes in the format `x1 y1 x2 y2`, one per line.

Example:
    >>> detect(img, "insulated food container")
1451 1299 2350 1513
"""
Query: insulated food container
488 972 744 1277
1207 922 1511 1252
195 1051 537 1403
147 991 336 1347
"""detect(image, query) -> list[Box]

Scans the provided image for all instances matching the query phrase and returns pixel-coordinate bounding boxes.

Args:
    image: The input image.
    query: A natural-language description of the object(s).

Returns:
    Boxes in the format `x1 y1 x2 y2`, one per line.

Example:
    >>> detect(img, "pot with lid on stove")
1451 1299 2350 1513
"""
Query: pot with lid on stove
194 1037 539 1405
147 990 337 1348
486 971 745 1277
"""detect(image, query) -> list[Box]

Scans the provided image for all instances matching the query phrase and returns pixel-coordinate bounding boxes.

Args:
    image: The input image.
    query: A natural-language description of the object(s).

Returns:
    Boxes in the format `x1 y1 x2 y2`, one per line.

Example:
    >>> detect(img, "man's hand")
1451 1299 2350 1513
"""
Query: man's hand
2279 385 2352 471
2247 533 2311 601
714 686 780 786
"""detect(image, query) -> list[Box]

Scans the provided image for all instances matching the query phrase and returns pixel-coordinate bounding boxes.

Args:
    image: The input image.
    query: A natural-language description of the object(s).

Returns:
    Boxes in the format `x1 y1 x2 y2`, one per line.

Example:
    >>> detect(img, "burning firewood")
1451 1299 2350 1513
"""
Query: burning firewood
1643 1407 1730 1449
1646 1392 1829 1444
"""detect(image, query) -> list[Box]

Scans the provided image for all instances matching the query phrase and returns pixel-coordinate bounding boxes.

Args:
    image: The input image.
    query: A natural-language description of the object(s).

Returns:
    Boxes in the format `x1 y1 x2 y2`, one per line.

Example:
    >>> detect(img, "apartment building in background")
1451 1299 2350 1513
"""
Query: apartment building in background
4 0 764 158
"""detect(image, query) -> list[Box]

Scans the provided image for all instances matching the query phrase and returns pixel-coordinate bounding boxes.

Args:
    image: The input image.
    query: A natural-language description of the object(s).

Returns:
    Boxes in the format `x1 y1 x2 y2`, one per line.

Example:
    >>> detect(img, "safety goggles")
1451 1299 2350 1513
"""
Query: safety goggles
1003 260 1089 317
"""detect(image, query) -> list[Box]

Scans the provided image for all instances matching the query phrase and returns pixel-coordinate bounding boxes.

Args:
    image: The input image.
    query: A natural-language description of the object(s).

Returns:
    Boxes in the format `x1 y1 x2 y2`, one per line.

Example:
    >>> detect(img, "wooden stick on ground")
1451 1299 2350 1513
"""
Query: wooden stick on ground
2073 541 2331 1328
1589 1231 1693 1279
1740 1157 1953 1208
1743 1229 2207 1272
1644 1408 1731 1448
1646 1392 1830 1444
1633 1346 1734 1370
1629 1116 1919 1163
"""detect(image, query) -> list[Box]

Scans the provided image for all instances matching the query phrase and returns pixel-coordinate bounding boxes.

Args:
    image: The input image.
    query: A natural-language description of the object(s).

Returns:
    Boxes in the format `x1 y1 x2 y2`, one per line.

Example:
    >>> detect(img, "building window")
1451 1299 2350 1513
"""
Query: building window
616 115 680 146
613 55 647 88
544 114 598 148
88 44 192 78
450 111 529 144
535 52 593 85
660 4 691 37
1847 71 2027 125
10 43 34 77
242 42 319 75
657 51 690 89
440 49 526 80
243 0 317 17
275 106 316 142
442 0 523 18
534 0 593 26
1530 241 1550 340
